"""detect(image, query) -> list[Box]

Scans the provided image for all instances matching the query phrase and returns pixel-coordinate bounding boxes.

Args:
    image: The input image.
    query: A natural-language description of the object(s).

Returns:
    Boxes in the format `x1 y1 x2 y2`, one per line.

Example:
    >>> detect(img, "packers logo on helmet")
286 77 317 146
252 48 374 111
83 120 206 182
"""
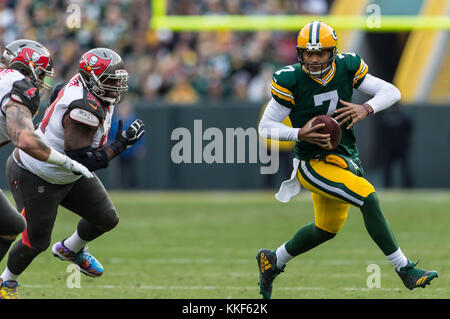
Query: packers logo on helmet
296 21 338 77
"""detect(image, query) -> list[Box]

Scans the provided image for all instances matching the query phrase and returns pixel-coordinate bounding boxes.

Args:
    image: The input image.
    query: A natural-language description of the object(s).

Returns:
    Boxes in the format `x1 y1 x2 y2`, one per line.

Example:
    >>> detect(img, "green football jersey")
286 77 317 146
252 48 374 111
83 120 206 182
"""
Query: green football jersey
270 52 368 161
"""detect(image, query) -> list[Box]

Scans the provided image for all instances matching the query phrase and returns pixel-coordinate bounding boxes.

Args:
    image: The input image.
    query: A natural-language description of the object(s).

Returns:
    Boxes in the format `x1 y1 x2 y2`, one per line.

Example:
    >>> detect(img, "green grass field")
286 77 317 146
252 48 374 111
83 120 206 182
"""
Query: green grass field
2 190 448 299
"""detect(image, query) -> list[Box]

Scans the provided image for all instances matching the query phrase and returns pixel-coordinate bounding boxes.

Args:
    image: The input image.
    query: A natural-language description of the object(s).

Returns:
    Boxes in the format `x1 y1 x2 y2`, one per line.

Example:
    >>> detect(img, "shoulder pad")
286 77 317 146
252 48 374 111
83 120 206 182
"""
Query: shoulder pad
271 64 298 108
338 52 367 73
9 78 40 116
339 52 369 88
67 96 106 124
69 108 100 128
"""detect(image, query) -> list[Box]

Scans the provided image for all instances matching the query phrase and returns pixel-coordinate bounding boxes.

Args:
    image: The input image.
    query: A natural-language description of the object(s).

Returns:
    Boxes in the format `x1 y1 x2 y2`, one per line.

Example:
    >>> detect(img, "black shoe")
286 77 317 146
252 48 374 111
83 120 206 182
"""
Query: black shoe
256 249 285 299
396 260 438 290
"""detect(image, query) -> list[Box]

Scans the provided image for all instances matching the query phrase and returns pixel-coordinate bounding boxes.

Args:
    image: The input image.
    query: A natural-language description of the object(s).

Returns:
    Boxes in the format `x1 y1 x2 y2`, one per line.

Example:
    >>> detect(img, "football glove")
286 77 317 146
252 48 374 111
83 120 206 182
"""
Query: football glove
110 119 145 155
61 156 94 179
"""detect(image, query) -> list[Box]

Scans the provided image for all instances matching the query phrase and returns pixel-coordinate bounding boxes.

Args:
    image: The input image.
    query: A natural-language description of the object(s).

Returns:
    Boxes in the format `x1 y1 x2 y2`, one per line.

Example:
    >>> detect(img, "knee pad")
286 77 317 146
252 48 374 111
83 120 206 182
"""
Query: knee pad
95 209 119 233
4 213 27 237
13 214 27 235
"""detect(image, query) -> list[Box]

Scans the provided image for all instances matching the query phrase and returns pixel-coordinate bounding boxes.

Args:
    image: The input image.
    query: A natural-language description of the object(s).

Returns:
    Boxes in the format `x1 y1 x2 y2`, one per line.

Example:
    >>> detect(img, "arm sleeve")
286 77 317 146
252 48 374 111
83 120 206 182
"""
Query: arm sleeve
65 146 109 171
357 73 401 114
258 98 300 141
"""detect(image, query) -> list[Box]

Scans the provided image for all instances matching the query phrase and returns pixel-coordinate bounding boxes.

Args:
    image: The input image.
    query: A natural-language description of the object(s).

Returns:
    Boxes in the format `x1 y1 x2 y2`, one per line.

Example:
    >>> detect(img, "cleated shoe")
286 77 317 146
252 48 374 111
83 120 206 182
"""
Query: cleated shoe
396 260 438 290
0 280 19 299
256 249 285 299
52 241 104 277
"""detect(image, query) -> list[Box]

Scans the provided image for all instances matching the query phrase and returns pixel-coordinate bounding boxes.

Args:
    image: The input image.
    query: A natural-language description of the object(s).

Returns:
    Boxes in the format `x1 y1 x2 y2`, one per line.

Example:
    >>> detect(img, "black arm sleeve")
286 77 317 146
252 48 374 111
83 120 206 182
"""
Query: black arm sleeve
9 78 40 116
65 146 109 172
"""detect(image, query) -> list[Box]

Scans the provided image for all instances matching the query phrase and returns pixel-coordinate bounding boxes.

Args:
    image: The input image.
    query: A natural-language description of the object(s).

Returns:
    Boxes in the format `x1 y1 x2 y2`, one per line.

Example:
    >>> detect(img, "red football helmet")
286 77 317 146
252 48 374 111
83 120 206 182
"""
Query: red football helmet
78 48 128 105
1 39 54 99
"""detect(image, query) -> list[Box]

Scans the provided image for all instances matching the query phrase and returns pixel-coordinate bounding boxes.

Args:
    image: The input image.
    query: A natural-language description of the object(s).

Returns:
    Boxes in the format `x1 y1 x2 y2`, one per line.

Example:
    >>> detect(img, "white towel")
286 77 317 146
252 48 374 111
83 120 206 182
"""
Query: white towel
275 158 301 203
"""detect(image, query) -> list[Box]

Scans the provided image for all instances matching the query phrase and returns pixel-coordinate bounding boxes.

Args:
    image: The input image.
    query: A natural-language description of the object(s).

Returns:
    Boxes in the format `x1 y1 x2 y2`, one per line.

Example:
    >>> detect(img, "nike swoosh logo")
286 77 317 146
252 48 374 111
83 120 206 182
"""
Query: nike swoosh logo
88 102 98 110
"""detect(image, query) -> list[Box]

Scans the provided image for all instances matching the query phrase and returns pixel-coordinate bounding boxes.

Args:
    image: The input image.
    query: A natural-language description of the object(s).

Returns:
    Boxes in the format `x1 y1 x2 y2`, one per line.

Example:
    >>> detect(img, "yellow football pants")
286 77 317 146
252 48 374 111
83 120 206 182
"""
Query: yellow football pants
297 158 375 234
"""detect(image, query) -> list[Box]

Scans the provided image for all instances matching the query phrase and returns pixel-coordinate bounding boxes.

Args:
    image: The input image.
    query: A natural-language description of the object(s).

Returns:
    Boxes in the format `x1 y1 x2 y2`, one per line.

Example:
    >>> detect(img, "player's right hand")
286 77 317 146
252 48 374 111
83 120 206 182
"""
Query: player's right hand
61 156 94 178
297 116 331 149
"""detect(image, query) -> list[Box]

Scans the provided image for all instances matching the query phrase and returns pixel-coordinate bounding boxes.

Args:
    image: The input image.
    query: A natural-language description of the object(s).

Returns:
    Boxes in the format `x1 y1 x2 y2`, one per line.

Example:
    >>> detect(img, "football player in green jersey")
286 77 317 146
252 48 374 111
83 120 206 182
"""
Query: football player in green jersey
256 21 438 299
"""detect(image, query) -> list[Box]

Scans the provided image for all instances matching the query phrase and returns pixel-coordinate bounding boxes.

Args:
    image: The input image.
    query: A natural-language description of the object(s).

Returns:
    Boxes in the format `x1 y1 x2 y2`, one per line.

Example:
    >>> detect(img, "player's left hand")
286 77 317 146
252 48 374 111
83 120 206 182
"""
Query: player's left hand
118 119 145 148
334 99 373 130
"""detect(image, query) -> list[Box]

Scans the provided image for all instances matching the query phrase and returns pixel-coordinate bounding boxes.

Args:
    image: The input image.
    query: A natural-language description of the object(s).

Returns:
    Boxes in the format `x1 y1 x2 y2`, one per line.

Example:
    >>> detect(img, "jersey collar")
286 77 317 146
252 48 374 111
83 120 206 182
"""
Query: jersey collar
303 61 336 86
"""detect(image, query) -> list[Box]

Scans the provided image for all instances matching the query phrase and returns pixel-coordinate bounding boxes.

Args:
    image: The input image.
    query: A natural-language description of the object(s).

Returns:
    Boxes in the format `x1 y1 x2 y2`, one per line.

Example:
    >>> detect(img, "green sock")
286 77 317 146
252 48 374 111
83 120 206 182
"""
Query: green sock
360 192 399 255
284 222 335 257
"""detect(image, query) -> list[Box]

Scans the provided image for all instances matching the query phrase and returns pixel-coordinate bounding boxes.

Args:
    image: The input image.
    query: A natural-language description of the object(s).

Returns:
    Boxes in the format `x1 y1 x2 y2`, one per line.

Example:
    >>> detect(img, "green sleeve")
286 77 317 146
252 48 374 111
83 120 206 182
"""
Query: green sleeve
342 52 369 88
270 65 297 108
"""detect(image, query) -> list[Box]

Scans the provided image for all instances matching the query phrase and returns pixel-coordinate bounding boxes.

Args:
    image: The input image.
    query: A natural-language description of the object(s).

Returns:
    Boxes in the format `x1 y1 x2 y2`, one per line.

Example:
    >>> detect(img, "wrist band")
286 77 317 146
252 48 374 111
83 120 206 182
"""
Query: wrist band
109 139 127 156
362 103 372 115
46 148 66 165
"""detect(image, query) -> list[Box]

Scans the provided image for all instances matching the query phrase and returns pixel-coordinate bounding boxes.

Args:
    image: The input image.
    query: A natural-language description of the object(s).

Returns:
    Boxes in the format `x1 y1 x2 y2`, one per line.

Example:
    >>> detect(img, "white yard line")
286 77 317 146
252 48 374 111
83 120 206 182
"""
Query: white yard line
103 257 450 267
20 284 446 292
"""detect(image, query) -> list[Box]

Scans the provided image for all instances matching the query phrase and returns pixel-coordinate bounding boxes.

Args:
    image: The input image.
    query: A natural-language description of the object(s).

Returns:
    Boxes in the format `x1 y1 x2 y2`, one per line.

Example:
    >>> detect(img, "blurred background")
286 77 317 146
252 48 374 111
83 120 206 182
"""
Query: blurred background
0 0 448 190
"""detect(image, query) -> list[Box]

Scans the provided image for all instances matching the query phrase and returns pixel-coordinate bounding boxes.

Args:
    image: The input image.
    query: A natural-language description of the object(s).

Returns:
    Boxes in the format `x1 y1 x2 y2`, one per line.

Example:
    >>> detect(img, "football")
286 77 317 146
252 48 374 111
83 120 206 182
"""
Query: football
312 115 342 150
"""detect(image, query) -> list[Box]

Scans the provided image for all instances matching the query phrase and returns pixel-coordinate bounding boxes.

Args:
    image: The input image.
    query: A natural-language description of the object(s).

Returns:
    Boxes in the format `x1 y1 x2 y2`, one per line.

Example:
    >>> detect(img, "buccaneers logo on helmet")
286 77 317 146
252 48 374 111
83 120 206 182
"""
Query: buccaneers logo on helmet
14 48 50 69
78 48 128 105
79 53 111 76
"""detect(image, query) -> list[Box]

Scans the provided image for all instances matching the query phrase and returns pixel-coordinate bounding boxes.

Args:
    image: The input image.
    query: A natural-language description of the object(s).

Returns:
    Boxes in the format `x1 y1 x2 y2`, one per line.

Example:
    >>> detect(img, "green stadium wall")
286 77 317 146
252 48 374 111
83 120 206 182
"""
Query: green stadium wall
0 102 448 190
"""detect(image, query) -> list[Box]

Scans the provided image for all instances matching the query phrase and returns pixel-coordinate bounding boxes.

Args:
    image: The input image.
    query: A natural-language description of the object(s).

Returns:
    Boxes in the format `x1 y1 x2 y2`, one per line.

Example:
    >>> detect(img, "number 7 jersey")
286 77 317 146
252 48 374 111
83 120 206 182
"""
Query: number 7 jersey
270 52 368 160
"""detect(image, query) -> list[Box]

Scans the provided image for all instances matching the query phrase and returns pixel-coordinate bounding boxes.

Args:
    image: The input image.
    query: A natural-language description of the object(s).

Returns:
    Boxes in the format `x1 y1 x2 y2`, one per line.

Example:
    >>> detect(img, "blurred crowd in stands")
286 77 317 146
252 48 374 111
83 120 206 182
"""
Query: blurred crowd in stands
0 0 330 105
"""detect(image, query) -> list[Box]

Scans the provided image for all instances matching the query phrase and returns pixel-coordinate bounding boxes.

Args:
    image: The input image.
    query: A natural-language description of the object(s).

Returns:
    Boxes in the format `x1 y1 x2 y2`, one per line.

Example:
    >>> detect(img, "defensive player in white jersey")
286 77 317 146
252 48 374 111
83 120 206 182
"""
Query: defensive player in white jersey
0 48 144 298
0 39 92 272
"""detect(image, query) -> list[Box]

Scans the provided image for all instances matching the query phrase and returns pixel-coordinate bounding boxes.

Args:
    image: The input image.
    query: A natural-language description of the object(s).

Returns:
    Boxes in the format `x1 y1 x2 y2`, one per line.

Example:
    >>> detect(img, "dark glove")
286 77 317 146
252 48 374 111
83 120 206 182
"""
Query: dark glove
110 119 145 155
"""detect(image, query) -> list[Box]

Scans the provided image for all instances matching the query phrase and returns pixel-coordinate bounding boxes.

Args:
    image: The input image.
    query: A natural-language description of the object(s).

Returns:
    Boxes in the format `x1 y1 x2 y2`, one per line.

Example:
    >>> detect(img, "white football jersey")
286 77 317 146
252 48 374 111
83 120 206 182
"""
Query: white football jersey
0 69 26 145
18 74 115 184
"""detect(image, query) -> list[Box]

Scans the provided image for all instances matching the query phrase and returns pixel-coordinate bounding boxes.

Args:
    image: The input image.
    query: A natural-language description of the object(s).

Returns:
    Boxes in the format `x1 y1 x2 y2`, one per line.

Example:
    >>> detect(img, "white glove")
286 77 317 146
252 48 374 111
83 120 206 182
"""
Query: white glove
61 156 94 179
46 148 93 179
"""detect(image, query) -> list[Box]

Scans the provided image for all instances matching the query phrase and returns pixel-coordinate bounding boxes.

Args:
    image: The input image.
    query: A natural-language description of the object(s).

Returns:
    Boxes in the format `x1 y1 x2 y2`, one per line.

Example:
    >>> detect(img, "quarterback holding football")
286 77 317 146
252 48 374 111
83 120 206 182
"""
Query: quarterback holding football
257 21 438 299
